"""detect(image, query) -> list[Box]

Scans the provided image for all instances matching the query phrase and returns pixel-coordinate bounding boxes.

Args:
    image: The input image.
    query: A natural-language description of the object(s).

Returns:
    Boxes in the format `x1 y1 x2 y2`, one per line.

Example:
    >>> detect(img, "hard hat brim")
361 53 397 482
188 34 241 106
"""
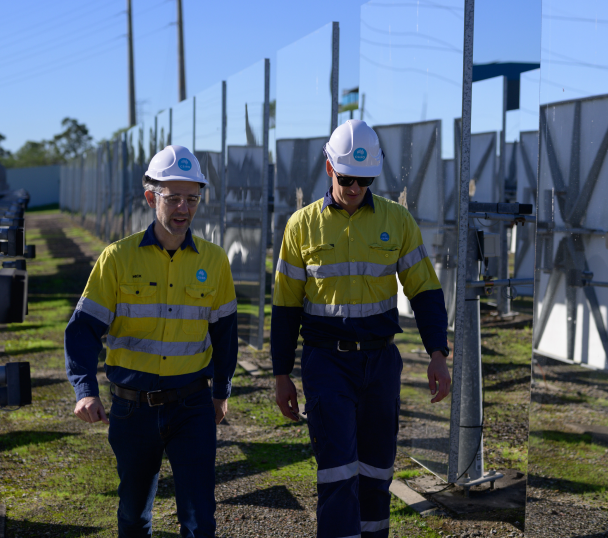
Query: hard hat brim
146 171 208 184
330 161 381 178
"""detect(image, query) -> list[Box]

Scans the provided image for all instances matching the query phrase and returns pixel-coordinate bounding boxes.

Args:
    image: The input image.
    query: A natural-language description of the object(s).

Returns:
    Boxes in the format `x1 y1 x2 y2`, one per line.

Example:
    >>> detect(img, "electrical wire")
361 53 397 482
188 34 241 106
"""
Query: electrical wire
360 55 461 87
0 15 124 68
2 24 172 89
360 20 462 52
0 0 117 45
404 367 486 497
360 37 462 54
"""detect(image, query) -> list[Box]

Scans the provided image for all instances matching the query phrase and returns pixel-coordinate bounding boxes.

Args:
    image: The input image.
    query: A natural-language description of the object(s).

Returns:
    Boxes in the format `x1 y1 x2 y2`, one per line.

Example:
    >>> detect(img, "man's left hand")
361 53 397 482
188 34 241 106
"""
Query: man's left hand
427 352 451 403
213 398 228 424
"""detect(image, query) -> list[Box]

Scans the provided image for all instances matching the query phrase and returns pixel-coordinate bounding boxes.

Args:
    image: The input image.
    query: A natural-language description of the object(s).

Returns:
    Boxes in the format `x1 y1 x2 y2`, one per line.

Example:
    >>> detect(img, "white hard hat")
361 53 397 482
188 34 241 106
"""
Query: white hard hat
324 119 383 177
145 145 208 185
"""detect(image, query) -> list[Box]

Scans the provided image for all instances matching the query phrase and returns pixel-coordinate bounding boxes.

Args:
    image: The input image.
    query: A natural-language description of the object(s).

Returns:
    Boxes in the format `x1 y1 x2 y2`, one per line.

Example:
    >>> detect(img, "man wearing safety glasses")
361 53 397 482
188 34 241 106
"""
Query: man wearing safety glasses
65 145 238 537
272 120 450 538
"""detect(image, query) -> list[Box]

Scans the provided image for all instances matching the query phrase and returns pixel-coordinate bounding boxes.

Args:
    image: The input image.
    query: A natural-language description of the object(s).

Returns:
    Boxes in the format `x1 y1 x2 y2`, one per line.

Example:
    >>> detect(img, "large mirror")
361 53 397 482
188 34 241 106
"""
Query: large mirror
225 60 270 350
359 0 465 480
527 0 608 534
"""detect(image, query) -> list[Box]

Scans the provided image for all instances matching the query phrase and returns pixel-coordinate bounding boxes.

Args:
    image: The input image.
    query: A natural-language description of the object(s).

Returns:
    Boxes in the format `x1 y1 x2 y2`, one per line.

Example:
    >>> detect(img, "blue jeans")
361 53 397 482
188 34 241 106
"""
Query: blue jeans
302 344 403 538
108 387 217 537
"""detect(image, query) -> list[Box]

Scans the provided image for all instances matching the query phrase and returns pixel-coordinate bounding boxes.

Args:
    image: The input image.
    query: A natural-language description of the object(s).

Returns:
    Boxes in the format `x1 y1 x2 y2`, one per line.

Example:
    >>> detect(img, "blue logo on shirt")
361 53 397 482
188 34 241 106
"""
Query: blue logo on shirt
380 232 389 242
353 148 367 162
178 158 192 171
196 269 207 282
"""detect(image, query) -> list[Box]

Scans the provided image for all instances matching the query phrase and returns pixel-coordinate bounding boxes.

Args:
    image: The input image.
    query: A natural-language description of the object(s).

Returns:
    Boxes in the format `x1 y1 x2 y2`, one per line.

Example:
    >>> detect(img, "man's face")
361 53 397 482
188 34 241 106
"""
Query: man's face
326 160 367 213
144 180 201 237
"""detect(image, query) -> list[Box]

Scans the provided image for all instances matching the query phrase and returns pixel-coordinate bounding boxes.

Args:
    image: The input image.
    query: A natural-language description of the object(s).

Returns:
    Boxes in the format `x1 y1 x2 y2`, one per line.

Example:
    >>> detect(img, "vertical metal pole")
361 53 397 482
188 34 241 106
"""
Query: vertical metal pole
257 59 271 351
458 228 484 480
177 0 186 102
331 22 340 133
497 76 510 315
168 108 172 146
448 0 475 484
127 0 136 127
154 115 158 154
192 95 196 151
220 81 227 248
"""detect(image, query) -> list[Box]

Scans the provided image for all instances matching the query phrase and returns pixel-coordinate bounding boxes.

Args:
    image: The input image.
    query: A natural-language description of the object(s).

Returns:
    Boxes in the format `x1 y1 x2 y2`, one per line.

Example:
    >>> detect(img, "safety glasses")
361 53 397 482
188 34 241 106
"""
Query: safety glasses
335 174 375 187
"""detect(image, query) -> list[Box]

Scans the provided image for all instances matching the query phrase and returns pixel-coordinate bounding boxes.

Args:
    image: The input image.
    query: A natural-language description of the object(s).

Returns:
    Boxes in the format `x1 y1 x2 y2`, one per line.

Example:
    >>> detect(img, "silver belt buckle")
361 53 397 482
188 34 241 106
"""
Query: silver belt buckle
337 341 360 352
146 390 163 407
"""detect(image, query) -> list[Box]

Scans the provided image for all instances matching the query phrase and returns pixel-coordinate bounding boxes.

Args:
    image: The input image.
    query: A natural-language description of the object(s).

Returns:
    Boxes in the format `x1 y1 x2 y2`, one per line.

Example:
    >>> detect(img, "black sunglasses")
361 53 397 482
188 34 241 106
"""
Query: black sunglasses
335 174 375 187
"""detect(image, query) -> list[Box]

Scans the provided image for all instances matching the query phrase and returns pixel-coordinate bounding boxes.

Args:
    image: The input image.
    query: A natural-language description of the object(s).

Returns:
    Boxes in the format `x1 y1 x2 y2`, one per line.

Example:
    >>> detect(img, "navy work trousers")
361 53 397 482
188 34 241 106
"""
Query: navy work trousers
108 387 217 537
301 343 403 538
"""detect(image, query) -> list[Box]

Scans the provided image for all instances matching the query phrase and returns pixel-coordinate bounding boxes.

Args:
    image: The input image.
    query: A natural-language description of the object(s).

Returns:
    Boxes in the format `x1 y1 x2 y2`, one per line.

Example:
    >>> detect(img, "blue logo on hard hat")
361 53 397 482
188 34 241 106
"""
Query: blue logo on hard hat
178 158 192 171
353 148 367 162
381 232 389 242
196 269 207 282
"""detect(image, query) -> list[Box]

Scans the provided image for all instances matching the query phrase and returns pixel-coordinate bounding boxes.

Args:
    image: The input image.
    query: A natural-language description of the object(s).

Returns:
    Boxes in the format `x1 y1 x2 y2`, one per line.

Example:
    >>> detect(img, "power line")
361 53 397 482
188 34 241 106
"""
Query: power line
542 14 608 24
360 37 462 54
366 1 464 20
360 20 462 52
2 24 172 89
0 15 123 68
0 1 120 46
360 54 462 87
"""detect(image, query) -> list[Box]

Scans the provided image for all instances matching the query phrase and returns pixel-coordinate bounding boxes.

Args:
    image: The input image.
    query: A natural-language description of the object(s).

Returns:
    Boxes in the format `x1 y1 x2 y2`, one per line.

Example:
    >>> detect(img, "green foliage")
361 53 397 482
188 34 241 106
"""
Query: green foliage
0 117 93 169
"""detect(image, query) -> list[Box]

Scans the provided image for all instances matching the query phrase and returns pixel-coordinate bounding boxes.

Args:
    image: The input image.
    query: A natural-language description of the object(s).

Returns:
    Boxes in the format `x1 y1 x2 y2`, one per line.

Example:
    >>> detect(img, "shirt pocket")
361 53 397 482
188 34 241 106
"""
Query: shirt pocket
117 284 159 333
302 243 336 271
368 244 400 268
182 284 216 335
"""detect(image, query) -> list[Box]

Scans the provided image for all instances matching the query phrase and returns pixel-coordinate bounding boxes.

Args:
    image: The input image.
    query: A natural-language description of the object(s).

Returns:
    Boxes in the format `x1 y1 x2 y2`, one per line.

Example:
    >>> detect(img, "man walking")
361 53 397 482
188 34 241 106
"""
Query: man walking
65 145 238 537
272 120 451 537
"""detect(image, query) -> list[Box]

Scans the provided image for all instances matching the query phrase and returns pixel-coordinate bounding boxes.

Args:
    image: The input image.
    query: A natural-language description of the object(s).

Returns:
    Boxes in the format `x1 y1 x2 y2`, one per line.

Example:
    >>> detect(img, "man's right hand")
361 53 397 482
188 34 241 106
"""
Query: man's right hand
275 375 300 421
74 396 109 425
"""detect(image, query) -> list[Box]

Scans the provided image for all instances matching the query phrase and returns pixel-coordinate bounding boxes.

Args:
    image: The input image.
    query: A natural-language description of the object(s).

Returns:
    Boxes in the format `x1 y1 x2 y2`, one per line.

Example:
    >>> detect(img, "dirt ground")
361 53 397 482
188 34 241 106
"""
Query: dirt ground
1 211 604 537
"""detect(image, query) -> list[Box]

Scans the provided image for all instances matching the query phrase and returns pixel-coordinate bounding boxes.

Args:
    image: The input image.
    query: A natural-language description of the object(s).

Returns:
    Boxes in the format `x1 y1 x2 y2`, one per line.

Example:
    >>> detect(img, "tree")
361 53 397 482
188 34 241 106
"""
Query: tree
51 117 93 161
0 133 12 159
0 117 93 168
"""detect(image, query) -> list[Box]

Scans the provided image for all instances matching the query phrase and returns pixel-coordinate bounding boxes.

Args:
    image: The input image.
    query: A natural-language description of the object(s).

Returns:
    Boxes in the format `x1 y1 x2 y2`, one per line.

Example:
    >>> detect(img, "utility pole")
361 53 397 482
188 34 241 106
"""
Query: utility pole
177 0 186 102
127 0 136 126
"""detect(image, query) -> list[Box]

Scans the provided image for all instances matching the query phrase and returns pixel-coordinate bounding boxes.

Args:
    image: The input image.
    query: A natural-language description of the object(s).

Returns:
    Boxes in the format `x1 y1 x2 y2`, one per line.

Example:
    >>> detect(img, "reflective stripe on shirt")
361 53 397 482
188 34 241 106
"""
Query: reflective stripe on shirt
303 295 397 318
106 332 212 356
76 297 115 325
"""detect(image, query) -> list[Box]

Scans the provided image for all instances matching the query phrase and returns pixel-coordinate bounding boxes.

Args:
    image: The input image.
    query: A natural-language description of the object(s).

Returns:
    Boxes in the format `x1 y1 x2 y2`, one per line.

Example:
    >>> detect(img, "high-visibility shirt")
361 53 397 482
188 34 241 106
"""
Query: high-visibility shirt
271 188 447 374
65 222 238 401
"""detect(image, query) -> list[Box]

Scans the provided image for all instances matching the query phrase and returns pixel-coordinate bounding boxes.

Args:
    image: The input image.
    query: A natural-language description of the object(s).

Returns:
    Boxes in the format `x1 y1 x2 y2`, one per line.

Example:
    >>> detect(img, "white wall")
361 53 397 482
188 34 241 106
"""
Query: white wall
7 165 60 208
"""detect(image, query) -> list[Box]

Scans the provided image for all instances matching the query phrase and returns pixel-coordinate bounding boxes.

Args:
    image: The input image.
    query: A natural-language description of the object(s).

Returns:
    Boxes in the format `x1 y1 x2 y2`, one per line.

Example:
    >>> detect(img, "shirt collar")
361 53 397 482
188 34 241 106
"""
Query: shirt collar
321 187 375 213
138 221 199 253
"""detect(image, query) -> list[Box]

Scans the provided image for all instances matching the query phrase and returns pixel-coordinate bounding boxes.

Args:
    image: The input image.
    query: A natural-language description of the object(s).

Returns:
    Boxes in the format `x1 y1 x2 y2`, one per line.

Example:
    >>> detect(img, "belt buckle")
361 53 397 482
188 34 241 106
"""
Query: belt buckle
146 390 163 407
337 341 360 352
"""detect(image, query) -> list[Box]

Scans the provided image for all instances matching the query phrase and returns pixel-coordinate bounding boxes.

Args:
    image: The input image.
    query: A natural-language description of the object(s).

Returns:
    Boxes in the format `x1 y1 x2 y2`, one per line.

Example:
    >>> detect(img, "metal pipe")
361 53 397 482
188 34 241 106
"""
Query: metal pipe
176 0 186 102
459 226 484 481
585 281 608 288
448 0 475 484
469 212 536 223
466 278 534 288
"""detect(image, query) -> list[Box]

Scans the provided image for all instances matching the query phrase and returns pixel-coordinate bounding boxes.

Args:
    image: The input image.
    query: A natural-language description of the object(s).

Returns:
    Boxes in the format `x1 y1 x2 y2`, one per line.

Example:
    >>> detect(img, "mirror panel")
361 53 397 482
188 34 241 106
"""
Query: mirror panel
225 60 269 350
359 0 465 480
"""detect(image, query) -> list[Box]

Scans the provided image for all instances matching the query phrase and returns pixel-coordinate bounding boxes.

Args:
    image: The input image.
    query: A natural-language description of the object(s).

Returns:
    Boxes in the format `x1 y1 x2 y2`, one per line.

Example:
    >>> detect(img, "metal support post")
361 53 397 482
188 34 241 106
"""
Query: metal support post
331 22 339 134
448 0 475 484
459 226 484 480
497 76 510 316
177 0 186 102
256 59 271 351
192 95 196 151
126 0 136 127
220 81 227 248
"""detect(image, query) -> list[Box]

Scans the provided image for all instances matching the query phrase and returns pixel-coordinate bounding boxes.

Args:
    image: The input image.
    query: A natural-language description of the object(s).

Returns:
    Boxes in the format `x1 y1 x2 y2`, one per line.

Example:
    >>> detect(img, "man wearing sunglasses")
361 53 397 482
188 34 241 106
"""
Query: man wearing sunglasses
272 120 450 538
65 145 238 537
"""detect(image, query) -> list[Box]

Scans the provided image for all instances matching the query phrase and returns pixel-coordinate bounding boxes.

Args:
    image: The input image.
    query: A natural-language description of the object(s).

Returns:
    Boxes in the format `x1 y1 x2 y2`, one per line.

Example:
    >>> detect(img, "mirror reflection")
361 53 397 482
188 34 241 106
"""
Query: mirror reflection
528 0 608 533
359 0 464 480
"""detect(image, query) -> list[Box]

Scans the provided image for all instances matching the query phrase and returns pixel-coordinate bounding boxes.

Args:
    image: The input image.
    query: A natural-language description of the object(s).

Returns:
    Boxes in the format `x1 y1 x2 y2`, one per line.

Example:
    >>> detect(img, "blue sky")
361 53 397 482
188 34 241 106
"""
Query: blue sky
1 0 541 153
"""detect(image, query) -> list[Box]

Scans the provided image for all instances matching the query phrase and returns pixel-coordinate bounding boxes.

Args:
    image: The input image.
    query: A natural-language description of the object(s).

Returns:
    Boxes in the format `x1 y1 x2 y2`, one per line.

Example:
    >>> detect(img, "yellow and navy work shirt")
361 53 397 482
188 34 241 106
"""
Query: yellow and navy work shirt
271 188 448 375
65 222 238 400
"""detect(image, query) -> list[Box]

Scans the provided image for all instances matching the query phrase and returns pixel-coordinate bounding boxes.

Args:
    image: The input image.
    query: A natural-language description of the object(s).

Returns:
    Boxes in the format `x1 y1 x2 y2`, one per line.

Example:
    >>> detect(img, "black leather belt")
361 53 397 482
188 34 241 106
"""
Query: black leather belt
303 336 394 352
112 377 209 407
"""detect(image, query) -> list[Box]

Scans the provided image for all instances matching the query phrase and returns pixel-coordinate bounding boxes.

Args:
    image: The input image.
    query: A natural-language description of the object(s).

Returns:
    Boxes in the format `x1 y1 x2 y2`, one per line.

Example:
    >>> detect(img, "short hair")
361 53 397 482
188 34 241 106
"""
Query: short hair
141 175 205 192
